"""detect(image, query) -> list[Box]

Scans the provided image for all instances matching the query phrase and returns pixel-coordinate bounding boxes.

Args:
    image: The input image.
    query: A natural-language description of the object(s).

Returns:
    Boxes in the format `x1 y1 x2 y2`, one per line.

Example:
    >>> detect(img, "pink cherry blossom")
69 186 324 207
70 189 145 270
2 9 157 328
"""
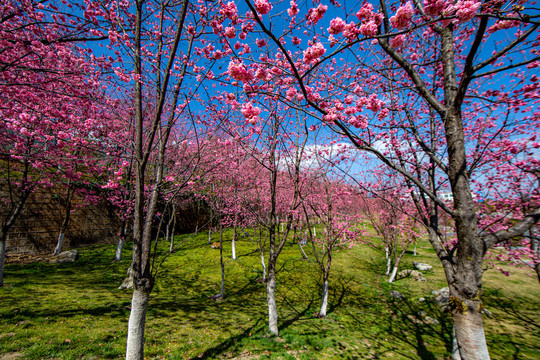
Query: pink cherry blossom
227 60 254 82
390 2 414 29
303 42 326 64
328 17 346 35
254 0 272 15
390 34 406 48
224 26 236 39
307 4 327 25
288 1 299 17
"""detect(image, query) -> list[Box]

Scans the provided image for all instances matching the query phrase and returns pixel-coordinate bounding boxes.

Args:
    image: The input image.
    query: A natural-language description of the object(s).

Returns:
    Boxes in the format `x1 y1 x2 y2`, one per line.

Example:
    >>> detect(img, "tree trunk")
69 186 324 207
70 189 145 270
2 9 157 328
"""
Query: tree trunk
385 253 392 276
414 245 417 257
299 243 309 259
54 182 73 256
218 223 225 298
388 266 398 283
208 228 212 244
267 263 278 335
261 253 267 282
452 325 462 360
232 224 237 260
452 297 489 360
126 288 150 360
319 273 329 317
53 232 65 256
115 221 128 262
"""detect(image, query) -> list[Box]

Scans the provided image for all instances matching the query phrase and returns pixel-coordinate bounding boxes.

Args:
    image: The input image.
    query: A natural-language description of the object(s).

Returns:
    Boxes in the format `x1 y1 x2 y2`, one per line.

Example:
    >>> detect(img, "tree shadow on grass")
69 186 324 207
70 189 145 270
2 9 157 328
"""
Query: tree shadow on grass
188 317 264 360
381 293 453 360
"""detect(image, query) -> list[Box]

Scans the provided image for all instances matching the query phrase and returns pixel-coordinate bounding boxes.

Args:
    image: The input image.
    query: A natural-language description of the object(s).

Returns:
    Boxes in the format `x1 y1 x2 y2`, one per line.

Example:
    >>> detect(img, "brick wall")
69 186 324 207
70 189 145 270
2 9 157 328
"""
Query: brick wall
2 186 120 254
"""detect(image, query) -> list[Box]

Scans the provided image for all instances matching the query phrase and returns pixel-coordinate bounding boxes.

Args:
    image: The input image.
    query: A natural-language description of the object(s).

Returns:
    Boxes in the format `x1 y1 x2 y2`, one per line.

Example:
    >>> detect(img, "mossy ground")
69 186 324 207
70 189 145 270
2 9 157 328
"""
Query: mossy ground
1 229 538 359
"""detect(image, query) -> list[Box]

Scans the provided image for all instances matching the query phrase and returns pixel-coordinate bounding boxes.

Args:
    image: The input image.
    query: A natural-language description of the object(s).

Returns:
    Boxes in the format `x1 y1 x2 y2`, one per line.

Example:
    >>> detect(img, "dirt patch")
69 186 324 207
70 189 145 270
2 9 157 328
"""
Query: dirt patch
5 253 55 265
0 353 24 360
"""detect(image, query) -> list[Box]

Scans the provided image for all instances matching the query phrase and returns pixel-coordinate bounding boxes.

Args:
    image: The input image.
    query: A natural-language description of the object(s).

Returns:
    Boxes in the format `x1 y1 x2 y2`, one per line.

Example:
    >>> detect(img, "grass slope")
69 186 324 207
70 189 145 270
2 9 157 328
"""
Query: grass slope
1 230 539 359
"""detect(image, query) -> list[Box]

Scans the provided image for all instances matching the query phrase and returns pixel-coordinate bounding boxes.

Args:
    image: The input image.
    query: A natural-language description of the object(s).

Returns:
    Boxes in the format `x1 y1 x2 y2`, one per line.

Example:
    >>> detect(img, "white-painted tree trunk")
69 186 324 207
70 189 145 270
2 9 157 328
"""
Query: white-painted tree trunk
388 266 398 283
414 245 417 257
267 275 278 335
208 229 212 244
385 257 392 276
53 232 65 256
453 308 490 360
115 237 126 262
281 223 284 232
313 227 316 236
452 325 462 360
169 232 174 253
319 278 329 317
299 243 309 259
126 288 150 360
261 254 266 282
232 228 237 260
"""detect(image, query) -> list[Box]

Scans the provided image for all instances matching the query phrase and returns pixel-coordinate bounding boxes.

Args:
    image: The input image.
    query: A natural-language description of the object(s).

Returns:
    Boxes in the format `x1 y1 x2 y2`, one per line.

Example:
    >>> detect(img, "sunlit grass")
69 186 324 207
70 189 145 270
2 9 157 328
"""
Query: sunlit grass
1 230 538 359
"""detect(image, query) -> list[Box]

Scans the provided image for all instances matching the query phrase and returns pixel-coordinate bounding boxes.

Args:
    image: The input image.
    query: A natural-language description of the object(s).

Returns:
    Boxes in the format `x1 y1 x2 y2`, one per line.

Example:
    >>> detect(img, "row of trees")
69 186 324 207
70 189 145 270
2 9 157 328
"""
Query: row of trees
1 0 538 359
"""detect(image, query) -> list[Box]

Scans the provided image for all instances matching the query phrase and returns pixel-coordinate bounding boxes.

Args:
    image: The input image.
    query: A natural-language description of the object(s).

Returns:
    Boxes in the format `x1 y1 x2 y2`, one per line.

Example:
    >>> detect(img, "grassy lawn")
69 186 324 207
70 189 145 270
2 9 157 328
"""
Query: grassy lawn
1 230 539 359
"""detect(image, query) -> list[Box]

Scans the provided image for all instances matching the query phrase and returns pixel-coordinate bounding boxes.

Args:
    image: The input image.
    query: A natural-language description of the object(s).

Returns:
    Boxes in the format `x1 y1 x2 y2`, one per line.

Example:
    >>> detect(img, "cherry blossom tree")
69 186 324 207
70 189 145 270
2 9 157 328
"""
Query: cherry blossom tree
0 0 116 286
229 0 539 358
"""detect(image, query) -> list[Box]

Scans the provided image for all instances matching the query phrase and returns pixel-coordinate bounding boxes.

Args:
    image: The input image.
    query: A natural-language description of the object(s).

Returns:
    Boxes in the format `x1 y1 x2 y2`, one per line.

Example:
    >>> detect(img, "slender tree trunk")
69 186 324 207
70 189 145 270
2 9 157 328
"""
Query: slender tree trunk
385 249 392 276
54 202 71 255
261 253 267 282
126 288 150 360
208 228 212 244
54 179 73 256
218 223 225 298
116 237 126 262
388 266 399 283
54 233 65 256
319 271 329 317
299 243 309 259
267 261 278 335
231 223 237 260
258 227 266 281
115 221 128 262
414 245 417 257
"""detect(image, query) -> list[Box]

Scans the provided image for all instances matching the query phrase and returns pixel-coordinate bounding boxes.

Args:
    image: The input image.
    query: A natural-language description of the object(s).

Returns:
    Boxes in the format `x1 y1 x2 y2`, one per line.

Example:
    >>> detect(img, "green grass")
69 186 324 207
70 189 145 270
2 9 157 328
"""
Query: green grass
1 231 539 359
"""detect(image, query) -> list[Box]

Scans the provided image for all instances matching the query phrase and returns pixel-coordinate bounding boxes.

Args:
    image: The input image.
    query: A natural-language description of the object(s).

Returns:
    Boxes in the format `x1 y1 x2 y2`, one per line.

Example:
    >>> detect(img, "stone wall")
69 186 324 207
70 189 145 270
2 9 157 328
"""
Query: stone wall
3 186 120 254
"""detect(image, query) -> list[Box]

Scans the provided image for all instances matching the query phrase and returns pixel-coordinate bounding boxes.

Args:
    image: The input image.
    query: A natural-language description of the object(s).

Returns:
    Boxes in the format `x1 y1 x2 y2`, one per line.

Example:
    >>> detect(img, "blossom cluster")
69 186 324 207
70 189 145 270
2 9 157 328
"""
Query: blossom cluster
303 42 326 64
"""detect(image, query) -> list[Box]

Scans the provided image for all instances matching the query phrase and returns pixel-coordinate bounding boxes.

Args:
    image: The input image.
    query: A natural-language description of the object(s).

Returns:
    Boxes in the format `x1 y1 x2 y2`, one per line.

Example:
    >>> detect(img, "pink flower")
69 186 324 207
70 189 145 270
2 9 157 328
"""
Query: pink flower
256 38 267 47
227 60 254 82
241 102 262 124
254 0 272 15
359 20 378 37
356 3 374 20
292 36 301 45
455 0 481 22
390 34 405 48
328 17 347 34
423 0 447 16
307 4 327 25
390 2 414 29
288 0 299 17
224 26 236 39
303 42 326 64
220 1 238 20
